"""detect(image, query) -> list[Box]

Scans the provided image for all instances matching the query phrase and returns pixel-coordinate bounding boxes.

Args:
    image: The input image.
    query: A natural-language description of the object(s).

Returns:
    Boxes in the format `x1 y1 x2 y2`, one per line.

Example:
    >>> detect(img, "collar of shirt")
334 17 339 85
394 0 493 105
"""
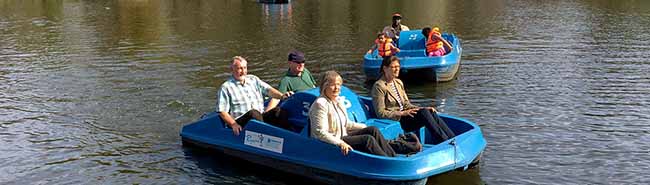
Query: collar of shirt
285 69 301 77
230 75 248 85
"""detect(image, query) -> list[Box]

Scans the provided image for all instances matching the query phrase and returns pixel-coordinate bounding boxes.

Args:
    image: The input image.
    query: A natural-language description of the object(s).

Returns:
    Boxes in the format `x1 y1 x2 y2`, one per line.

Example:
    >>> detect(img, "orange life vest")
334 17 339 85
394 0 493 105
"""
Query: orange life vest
375 38 394 57
426 29 444 53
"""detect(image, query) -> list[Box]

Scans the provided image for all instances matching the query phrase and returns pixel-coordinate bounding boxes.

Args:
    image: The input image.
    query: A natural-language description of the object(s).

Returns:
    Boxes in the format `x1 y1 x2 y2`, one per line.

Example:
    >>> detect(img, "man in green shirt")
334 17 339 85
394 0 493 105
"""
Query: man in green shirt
266 50 317 112
279 50 316 92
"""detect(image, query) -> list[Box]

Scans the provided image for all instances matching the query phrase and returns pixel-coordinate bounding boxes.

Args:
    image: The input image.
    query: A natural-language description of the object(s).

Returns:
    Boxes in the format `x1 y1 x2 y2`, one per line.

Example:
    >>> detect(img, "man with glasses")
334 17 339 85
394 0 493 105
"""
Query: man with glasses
266 50 317 111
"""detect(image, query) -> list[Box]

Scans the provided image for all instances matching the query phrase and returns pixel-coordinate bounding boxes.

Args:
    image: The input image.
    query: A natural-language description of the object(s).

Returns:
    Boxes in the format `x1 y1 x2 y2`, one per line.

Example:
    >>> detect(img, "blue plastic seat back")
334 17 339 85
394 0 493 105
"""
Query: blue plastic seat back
398 30 426 50
279 88 318 134
279 86 370 136
337 86 369 123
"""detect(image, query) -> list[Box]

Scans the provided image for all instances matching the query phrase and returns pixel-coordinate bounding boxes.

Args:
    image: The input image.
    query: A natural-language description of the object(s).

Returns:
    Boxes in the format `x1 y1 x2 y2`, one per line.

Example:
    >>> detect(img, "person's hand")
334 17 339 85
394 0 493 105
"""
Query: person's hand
230 123 242 136
427 107 437 112
339 142 353 155
395 48 400 53
281 91 294 100
367 50 372 54
401 108 418 117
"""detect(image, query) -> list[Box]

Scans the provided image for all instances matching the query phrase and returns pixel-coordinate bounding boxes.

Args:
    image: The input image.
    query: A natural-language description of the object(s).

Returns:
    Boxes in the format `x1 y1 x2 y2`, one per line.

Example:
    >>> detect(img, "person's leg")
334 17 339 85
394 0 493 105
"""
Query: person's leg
431 111 455 138
262 107 296 131
433 48 445 56
399 115 424 133
342 134 392 157
235 109 263 127
348 126 396 157
414 109 450 144
389 138 422 154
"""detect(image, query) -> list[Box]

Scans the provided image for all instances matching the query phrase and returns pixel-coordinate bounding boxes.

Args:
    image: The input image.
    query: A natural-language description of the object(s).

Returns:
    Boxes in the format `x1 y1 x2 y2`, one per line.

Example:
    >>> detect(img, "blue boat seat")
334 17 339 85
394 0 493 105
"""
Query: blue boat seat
398 30 426 51
280 91 317 137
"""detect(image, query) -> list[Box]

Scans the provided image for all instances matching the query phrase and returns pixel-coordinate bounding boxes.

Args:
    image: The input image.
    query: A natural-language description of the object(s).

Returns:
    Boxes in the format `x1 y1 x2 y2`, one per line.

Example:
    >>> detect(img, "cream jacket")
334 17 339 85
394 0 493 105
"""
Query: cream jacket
308 97 366 146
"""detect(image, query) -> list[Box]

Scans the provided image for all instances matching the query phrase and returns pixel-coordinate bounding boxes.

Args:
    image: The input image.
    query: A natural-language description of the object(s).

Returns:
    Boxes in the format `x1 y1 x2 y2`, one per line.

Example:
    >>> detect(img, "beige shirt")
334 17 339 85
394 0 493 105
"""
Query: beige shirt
309 97 366 146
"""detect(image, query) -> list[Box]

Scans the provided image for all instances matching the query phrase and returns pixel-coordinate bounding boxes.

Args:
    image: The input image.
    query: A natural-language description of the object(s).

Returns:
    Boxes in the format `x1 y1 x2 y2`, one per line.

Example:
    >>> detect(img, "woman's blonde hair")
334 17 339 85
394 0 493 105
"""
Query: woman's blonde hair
318 70 342 96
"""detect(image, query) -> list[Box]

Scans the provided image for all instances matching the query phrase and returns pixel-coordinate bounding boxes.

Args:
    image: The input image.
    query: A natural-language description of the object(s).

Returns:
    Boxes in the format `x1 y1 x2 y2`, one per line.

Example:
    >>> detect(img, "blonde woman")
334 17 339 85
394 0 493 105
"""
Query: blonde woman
309 71 395 157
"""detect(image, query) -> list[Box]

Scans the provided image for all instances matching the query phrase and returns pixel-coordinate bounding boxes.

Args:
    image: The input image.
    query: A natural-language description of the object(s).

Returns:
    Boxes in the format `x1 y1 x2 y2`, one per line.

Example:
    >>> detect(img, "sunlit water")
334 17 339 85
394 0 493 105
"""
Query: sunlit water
1 0 650 184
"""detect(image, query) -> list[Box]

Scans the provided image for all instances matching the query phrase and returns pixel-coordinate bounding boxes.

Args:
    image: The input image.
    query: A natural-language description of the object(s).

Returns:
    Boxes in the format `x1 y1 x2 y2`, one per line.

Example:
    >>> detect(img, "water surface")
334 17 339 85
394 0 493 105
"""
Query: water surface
1 0 650 184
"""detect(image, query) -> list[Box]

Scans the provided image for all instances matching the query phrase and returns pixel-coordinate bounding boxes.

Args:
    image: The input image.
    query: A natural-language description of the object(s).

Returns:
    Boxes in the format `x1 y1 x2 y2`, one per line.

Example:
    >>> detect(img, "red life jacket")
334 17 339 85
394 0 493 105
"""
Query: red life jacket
426 30 444 54
375 38 394 57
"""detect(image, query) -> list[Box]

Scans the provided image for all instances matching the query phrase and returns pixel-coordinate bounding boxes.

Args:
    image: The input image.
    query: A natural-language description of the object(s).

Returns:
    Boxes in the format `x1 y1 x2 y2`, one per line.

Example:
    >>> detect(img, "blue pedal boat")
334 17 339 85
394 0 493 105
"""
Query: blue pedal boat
363 30 462 82
180 86 485 185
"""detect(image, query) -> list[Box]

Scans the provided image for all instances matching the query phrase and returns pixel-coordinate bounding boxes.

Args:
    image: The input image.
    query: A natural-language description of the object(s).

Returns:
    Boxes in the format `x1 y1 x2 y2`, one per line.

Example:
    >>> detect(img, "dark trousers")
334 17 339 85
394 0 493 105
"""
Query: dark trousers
341 126 396 157
400 109 456 144
235 107 296 131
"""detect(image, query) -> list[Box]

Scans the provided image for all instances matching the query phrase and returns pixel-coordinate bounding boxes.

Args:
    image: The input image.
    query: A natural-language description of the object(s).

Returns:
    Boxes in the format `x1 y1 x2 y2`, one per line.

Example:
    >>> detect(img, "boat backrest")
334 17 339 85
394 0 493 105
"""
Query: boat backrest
398 30 426 50
280 86 370 137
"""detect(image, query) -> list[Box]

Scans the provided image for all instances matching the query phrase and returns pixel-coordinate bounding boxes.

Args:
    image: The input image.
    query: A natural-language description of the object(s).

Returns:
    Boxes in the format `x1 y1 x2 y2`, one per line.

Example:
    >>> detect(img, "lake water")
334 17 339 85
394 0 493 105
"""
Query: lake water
1 0 650 184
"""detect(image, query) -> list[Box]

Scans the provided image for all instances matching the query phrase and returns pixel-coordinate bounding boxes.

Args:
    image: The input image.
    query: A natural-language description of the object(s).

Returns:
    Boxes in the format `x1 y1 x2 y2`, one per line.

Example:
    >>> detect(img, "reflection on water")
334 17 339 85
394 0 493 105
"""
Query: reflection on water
2 0 650 184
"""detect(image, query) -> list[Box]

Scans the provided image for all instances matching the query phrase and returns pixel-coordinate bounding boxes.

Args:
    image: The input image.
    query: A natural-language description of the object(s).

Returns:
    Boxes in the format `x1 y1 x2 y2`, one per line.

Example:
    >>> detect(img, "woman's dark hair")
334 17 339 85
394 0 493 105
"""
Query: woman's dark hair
379 56 400 77
422 27 431 40
377 32 386 39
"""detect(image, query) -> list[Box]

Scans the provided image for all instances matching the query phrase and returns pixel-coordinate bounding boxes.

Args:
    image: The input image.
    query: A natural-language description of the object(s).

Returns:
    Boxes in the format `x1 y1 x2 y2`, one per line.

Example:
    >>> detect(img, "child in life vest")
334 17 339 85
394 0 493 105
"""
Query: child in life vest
367 32 400 57
426 27 453 57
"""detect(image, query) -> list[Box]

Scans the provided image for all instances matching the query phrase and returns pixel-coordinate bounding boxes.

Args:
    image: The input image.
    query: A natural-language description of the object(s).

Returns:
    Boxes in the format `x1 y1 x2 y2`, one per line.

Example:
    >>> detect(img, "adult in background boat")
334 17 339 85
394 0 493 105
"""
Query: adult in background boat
424 27 453 57
382 13 410 45
309 70 396 157
267 50 317 111
217 56 295 136
371 56 455 144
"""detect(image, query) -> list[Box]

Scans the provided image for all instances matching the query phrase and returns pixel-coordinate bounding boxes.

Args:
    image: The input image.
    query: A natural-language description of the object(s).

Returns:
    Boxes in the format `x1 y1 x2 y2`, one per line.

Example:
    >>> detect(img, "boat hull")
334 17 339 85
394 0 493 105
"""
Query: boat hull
183 137 428 185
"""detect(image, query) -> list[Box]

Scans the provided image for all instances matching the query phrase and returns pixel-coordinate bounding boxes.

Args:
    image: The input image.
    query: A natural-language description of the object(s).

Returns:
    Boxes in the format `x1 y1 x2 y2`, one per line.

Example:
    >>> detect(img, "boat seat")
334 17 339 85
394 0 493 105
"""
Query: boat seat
398 30 426 50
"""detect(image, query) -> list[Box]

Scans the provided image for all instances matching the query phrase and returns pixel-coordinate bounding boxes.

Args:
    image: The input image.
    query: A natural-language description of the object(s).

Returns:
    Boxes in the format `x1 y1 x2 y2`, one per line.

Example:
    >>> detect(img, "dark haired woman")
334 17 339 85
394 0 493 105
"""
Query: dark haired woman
371 56 455 144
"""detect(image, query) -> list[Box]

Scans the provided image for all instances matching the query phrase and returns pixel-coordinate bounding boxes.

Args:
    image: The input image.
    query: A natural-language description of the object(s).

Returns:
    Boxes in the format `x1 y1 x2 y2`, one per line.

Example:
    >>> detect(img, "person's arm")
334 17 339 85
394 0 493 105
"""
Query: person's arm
216 87 242 135
442 38 453 51
367 43 377 54
390 43 400 53
267 87 292 101
265 98 280 112
309 98 346 146
432 34 453 52
265 88 292 112
266 79 289 112
371 83 401 120
346 118 367 131
219 112 242 135
254 76 291 111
